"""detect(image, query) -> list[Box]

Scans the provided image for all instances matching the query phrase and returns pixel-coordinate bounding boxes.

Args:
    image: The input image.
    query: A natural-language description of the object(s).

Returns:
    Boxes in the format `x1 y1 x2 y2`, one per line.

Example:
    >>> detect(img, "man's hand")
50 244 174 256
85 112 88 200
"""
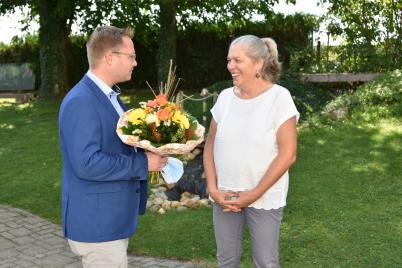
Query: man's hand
145 152 168 171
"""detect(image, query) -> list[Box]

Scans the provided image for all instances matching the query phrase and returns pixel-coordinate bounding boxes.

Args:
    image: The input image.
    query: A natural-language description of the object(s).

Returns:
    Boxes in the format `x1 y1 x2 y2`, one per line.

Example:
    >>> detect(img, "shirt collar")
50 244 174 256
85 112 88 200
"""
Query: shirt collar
86 70 121 97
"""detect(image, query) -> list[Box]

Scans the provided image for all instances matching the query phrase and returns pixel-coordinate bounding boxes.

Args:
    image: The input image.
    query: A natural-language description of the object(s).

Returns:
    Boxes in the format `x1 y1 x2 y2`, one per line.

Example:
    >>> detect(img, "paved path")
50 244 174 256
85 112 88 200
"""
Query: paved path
0 205 206 268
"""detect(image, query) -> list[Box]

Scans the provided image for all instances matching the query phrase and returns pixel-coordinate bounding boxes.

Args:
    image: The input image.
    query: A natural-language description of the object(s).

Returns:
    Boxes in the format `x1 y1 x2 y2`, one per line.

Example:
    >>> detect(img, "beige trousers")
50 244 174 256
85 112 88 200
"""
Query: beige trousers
68 238 129 268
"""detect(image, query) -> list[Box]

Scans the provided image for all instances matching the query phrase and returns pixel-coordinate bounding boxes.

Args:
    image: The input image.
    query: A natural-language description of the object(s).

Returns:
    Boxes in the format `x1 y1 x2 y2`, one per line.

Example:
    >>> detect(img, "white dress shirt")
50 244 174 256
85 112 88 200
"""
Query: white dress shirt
86 70 125 116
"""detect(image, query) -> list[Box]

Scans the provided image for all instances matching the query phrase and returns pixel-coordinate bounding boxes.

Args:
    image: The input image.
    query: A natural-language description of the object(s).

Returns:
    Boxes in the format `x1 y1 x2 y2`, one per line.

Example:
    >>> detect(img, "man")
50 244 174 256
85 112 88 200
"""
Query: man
59 26 167 267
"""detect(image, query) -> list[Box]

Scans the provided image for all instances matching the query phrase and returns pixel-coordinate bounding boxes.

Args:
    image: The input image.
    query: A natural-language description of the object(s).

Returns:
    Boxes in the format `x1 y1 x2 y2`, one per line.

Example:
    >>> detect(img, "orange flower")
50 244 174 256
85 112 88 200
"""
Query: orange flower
144 107 154 113
157 108 171 121
147 100 158 107
155 93 168 106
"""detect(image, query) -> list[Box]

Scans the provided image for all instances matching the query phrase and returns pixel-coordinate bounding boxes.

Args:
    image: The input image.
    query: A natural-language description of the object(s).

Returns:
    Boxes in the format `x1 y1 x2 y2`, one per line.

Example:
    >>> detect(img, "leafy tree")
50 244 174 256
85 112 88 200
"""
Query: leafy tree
1 0 300 98
0 0 91 100
321 0 401 71
78 0 295 86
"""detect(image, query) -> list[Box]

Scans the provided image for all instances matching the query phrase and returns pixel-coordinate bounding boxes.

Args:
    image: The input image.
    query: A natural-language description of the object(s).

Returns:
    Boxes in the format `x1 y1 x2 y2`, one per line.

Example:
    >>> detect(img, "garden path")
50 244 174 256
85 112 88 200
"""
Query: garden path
0 204 205 268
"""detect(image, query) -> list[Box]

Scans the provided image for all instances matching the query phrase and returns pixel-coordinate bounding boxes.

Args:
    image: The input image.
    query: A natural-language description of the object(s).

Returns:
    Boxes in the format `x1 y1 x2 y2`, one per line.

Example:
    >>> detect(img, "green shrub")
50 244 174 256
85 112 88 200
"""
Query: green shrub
320 69 402 122
279 72 333 118
321 93 359 114
355 69 402 106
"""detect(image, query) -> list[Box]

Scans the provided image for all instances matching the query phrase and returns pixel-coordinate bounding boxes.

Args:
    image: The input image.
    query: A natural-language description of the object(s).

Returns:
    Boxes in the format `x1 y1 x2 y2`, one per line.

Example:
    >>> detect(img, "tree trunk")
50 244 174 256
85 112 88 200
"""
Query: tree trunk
157 0 177 87
61 22 71 96
38 0 67 100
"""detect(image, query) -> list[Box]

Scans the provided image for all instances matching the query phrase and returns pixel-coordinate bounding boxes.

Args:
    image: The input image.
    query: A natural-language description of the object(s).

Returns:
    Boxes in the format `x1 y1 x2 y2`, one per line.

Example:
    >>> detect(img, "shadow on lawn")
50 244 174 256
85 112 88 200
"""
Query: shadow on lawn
282 120 402 267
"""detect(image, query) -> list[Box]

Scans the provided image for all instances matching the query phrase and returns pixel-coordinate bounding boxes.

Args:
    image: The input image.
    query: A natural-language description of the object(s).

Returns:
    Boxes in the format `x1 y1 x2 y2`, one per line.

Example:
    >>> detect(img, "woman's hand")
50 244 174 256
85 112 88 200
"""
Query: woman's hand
210 189 241 212
222 190 259 209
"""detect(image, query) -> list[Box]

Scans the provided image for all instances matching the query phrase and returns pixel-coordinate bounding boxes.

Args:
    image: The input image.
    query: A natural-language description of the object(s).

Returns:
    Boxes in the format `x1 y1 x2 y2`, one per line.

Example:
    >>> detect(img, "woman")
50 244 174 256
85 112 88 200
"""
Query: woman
203 35 299 268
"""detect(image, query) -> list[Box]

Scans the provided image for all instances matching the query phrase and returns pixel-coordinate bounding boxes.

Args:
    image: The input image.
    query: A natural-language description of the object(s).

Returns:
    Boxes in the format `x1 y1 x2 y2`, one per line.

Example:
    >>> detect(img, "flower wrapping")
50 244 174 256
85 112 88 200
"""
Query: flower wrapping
116 107 205 155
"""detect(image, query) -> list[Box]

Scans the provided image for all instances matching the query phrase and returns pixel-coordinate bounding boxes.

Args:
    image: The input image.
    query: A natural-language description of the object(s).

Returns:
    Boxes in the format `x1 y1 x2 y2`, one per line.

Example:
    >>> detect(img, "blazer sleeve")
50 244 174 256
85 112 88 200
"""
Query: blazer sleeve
59 95 148 181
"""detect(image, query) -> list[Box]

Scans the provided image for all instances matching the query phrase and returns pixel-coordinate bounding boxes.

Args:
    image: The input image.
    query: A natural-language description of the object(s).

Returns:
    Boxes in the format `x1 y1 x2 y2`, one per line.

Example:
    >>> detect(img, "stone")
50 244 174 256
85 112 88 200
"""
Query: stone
182 199 199 209
199 199 210 207
158 186 167 192
161 201 171 210
150 188 159 194
158 208 166 214
177 206 187 212
192 148 202 156
149 205 160 213
191 196 200 202
182 191 191 198
170 201 181 208
331 107 348 121
153 197 164 205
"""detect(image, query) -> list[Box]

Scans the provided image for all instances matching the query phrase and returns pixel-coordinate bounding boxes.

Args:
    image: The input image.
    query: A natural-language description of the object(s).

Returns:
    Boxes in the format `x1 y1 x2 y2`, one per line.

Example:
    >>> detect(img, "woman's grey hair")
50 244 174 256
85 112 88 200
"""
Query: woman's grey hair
230 35 281 83
86 26 134 68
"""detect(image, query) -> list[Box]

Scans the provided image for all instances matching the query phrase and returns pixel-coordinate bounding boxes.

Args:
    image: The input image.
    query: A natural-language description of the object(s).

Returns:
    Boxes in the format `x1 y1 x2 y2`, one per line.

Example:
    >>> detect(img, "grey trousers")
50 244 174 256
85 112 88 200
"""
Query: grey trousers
213 203 283 268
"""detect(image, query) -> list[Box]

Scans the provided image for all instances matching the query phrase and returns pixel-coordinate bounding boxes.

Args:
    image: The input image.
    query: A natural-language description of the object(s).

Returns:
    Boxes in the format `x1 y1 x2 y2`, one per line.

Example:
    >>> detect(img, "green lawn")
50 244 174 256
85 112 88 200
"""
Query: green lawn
0 97 401 267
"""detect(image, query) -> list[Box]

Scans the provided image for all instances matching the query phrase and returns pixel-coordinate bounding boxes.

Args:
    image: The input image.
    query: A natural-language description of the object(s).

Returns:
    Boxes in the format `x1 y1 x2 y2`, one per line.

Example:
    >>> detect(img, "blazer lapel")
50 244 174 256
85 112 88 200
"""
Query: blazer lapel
82 75 120 119
117 96 128 112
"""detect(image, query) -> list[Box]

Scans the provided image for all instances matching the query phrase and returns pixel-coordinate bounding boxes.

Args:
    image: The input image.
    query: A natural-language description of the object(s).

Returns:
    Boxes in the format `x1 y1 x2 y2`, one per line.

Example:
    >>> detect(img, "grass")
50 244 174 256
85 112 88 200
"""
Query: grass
1 84 401 266
282 117 402 267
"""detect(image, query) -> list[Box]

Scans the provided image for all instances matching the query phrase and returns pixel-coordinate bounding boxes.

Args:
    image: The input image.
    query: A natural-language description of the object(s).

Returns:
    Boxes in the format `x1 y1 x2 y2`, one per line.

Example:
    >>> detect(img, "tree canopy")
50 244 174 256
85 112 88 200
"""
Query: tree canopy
321 0 401 71
1 0 299 99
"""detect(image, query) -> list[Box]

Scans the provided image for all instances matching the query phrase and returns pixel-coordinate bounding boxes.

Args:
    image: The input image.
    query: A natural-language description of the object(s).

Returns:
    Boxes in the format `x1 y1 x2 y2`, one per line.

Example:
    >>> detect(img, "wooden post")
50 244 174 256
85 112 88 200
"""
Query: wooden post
326 31 330 69
202 96 208 128
317 40 321 71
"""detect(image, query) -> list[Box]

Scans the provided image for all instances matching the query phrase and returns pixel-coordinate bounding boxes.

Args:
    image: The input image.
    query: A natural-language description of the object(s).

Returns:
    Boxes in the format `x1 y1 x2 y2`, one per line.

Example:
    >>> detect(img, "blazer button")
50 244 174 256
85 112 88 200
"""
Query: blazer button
135 188 140 193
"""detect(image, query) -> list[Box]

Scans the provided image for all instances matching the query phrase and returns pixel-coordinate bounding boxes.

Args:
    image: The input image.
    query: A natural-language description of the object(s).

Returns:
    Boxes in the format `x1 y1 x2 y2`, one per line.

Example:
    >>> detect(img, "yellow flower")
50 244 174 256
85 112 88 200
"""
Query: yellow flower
128 108 146 125
165 103 176 112
172 110 190 129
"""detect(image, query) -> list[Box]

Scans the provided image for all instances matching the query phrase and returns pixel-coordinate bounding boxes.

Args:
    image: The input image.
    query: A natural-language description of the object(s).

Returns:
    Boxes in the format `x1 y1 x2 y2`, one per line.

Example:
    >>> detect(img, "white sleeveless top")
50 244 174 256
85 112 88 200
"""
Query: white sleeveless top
211 84 299 210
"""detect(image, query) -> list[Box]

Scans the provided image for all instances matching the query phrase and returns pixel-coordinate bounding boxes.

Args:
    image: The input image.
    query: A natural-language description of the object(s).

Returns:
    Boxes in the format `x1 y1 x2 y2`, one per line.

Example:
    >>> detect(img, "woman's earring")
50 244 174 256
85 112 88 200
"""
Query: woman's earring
255 72 261 78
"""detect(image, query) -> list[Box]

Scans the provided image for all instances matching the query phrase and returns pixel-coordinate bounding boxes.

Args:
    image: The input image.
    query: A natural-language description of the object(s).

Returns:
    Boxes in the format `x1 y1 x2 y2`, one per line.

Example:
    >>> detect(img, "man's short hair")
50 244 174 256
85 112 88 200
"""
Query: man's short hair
86 26 134 68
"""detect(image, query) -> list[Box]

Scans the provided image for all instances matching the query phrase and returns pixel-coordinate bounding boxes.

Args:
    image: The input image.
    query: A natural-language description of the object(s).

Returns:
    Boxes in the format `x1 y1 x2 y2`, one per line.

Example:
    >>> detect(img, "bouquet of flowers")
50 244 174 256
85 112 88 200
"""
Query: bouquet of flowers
116 61 205 184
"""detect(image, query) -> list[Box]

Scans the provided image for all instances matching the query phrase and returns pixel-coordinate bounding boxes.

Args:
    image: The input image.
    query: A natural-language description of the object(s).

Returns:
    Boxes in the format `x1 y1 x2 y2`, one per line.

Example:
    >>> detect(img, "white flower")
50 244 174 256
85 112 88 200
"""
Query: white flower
132 129 142 135
164 120 171 127
145 113 160 127
139 102 147 109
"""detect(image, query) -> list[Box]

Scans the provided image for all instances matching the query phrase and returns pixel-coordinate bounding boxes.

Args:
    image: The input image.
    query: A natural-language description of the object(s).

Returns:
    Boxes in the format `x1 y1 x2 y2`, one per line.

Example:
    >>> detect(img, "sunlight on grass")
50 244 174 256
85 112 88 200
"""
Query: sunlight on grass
316 139 325 145
0 123 15 129
0 101 33 110
351 163 385 173
0 103 13 108
15 102 33 110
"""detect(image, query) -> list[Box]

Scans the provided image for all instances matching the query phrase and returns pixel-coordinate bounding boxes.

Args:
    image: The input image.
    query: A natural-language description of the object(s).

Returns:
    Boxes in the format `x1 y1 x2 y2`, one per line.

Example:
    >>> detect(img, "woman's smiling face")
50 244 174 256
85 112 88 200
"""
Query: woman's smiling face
227 44 262 90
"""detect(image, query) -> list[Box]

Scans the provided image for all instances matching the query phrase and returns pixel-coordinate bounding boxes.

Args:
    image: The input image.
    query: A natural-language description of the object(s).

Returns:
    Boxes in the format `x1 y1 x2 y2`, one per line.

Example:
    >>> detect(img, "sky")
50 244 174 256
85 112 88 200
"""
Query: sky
0 1 334 45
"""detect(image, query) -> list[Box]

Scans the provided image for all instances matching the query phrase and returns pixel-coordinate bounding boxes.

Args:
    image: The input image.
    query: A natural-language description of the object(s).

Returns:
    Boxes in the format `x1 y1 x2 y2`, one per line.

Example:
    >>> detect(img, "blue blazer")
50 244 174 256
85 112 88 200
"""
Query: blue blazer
59 75 148 242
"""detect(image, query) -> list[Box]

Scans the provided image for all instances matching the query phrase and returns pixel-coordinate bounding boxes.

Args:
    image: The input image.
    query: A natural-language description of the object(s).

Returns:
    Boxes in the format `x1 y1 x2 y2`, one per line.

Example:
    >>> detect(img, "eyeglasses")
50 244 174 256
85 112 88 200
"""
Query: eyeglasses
112 51 136 61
